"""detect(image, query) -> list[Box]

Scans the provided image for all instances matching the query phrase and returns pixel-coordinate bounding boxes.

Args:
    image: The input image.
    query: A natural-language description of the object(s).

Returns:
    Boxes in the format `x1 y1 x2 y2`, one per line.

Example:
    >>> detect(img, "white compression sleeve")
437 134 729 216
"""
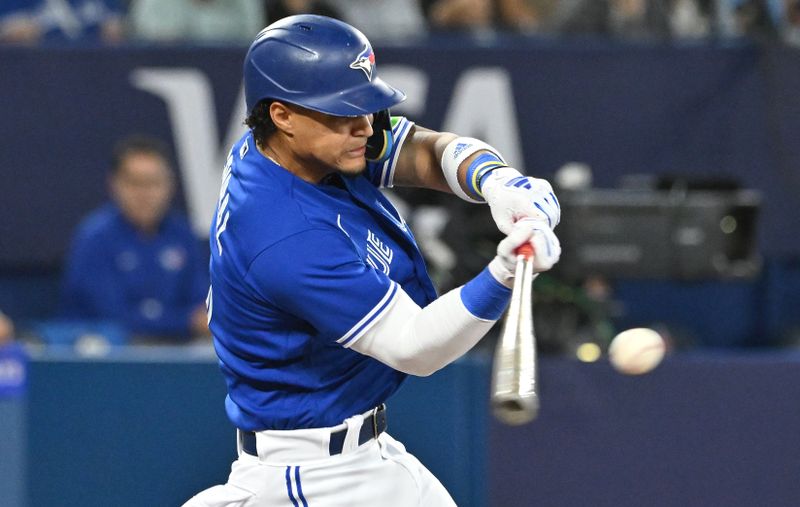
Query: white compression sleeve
348 285 496 377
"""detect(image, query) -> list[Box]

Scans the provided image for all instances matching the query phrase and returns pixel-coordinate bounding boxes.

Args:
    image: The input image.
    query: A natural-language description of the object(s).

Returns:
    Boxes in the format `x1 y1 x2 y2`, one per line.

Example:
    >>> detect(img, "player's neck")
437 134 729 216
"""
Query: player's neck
257 141 330 184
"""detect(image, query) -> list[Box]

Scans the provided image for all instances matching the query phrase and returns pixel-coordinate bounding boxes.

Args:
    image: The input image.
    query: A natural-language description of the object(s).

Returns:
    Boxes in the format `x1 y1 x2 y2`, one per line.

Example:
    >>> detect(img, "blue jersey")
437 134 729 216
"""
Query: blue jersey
208 117 437 431
61 203 209 339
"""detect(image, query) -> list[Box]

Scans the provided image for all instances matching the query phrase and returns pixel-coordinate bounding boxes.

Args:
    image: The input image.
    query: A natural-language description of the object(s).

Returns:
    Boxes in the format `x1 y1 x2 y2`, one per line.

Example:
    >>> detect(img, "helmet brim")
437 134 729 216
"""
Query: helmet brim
295 77 406 117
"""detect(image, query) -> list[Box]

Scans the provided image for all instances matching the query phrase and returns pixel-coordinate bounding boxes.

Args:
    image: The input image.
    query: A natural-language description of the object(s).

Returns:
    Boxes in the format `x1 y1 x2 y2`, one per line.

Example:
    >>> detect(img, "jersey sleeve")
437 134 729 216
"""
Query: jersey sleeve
244 228 399 347
364 116 414 189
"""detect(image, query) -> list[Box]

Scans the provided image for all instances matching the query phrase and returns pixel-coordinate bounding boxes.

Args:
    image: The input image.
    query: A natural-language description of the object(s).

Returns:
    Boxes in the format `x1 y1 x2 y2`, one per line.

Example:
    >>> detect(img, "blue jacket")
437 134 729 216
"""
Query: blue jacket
61 202 208 340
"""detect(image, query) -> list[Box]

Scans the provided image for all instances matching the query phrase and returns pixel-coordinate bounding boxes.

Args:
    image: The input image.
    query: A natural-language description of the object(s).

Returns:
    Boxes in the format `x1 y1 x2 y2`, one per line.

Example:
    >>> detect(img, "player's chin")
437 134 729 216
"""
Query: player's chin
337 157 367 176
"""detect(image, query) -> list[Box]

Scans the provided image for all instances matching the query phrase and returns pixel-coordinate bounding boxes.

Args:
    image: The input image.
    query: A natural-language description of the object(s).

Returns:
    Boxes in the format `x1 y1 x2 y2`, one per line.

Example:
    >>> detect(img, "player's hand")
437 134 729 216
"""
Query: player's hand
488 219 561 287
481 167 561 234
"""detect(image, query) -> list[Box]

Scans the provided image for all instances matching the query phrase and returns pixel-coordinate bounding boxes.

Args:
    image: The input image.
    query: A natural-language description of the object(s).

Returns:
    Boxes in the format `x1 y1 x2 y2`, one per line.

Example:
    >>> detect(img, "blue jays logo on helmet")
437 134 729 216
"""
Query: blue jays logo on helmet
244 15 405 116
349 45 375 81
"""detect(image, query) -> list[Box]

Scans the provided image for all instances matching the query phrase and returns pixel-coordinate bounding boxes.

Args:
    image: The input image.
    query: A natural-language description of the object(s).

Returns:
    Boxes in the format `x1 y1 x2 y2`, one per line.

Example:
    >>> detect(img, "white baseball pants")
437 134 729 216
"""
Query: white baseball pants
183 413 456 507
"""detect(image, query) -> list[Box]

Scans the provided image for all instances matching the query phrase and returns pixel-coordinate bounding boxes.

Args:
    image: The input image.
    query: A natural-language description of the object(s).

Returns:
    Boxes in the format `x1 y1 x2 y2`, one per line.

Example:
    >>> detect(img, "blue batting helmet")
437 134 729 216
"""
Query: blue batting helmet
244 15 406 117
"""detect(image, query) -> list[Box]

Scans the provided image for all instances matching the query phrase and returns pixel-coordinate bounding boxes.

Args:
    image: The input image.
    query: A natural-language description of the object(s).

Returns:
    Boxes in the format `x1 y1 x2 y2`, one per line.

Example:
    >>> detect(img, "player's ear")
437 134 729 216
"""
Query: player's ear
269 102 293 134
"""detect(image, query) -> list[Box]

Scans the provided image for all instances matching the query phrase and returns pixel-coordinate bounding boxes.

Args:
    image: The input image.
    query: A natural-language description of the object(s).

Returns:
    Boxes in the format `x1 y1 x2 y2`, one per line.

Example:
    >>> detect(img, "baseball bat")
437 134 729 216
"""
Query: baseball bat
490 243 539 425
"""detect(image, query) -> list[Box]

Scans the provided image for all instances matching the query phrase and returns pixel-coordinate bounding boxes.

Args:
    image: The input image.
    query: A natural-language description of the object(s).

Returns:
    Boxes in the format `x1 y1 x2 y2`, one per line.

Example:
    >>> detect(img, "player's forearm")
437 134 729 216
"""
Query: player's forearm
391 126 455 192
392 128 509 202
349 268 510 376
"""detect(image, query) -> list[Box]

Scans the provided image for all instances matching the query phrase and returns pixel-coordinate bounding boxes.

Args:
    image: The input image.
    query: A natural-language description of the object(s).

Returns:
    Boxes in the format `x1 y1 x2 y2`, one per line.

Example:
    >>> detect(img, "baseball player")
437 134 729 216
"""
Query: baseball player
185 15 561 506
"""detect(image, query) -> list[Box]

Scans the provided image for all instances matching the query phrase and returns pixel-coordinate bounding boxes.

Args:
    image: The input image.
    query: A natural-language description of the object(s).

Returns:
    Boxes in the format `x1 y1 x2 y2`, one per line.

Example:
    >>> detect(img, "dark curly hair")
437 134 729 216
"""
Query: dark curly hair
245 100 278 147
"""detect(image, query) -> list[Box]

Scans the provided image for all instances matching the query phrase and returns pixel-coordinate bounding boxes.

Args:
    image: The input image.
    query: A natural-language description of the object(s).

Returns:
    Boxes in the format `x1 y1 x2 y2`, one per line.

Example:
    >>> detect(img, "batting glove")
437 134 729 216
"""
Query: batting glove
481 167 561 234
488 219 562 287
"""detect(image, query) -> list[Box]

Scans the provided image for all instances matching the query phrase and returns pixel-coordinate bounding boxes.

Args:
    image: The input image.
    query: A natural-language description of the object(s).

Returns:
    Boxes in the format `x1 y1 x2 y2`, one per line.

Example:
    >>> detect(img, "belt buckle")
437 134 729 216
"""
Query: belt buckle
371 406 379 438
371 403 386 438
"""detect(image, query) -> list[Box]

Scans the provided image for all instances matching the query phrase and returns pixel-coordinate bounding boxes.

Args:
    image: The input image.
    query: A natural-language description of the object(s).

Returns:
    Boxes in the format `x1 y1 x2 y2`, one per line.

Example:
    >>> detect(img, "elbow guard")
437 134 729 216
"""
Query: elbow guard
366 109 393 163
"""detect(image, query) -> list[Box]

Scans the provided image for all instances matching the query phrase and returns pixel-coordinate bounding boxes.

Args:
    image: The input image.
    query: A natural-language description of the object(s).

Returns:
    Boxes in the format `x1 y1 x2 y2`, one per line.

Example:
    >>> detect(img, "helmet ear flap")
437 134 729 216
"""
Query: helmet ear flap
365 109 393 163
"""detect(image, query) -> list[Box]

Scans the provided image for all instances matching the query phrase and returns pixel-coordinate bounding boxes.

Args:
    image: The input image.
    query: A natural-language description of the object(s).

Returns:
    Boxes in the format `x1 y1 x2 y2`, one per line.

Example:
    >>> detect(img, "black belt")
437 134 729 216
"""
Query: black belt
240 404 387 457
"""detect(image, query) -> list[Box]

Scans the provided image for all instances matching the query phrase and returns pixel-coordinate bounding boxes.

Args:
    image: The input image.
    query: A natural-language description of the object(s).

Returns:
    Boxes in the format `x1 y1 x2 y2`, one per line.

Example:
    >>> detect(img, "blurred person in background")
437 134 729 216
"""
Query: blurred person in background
61 135 209 344
716 0 782 38
422 0 555 34
0 310 26 400
497 0 558 32
264 0 341 24
423 0 494 33
732 0 780 36
0 0 124 44
552 0 673 39
781 0 800 45
128 0 263 43
325 0 427 41
0 1 41 43
669 0 714 38
0 311 15 346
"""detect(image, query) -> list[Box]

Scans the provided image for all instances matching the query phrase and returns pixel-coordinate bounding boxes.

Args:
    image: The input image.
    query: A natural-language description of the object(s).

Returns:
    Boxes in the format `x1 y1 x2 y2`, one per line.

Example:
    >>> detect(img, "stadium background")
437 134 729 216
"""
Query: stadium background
2 36 800 507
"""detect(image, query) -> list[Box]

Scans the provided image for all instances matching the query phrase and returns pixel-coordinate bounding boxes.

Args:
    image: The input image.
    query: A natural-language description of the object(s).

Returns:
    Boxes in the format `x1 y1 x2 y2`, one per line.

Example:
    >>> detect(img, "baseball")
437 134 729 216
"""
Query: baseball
608 328 666 375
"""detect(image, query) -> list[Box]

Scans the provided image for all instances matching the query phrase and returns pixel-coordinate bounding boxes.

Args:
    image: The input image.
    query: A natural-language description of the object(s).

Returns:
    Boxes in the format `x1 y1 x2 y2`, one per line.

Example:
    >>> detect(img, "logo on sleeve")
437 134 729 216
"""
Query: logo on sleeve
350 45 375 81
452 142 471 159
366 230 393 275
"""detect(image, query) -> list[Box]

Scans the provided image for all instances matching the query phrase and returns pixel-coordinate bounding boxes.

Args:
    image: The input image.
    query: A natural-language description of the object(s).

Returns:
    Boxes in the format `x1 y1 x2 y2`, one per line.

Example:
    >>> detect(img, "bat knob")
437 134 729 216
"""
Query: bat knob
492 392 540 426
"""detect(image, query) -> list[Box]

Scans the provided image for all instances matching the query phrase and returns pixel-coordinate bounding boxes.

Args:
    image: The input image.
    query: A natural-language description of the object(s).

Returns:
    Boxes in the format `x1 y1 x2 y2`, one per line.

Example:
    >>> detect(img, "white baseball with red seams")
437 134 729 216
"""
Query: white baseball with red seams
608 328 666 375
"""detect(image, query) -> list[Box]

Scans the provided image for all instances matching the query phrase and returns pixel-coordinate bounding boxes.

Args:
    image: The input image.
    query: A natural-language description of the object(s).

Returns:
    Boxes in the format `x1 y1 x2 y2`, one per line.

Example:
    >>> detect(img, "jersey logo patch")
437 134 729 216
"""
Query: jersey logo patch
159 246 187 271
350 45 375 81
366 230 393 275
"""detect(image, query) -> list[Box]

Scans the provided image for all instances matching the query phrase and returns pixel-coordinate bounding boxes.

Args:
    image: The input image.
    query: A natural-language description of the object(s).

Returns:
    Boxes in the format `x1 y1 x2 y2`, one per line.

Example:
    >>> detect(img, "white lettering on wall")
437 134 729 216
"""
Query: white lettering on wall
441 68 523 169
379 65 428 117
130 68 247 238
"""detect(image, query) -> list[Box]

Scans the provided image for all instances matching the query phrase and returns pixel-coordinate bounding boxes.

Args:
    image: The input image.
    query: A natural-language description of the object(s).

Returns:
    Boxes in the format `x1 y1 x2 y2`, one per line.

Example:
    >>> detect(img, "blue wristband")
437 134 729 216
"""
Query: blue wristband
460 267 512 320
465 152 506 199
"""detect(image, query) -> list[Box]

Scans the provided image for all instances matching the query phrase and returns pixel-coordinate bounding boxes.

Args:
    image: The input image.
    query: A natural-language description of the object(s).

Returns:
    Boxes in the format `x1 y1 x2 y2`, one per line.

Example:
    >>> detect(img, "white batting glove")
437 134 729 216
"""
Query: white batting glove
481 167 561 234
488 219 562 288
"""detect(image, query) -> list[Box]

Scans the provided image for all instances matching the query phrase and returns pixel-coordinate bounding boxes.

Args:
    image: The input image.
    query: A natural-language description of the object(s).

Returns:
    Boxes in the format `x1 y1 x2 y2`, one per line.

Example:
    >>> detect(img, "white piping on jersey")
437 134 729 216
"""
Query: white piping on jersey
380 118 412 188
336 214 351 238
337 281 399 347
